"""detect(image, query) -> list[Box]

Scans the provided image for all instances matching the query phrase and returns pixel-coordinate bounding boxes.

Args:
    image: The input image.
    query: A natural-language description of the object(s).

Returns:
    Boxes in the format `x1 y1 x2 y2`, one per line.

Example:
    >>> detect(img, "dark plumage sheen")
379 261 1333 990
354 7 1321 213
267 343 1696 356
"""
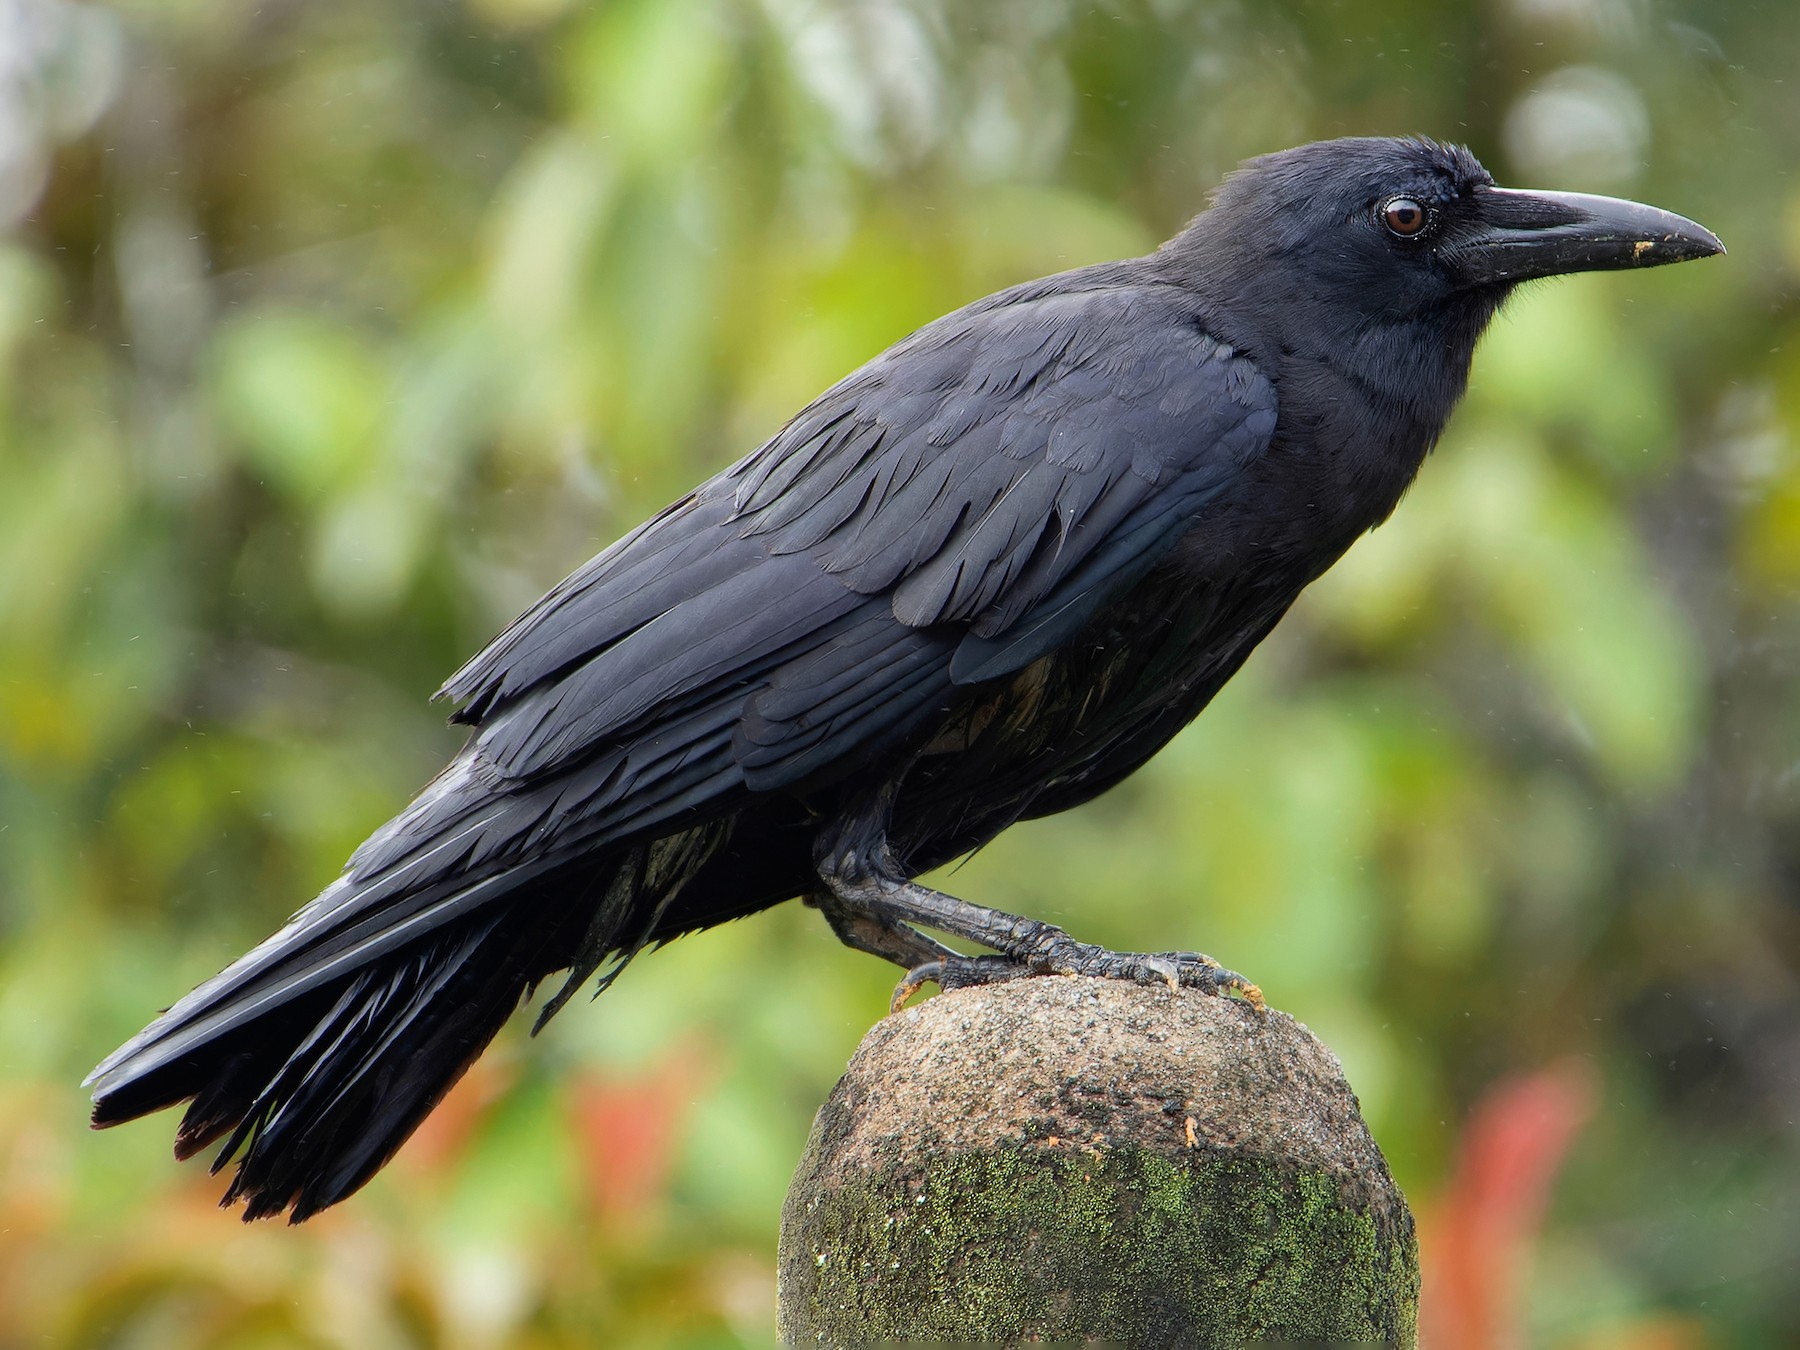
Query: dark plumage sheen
87 137 1722 1222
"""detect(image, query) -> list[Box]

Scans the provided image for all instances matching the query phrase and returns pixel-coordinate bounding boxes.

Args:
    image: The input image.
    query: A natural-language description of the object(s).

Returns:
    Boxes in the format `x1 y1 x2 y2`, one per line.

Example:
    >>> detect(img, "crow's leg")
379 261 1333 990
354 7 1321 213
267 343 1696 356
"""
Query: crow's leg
809 886 957 971
813 798 1262 1013
811 896 1034 1011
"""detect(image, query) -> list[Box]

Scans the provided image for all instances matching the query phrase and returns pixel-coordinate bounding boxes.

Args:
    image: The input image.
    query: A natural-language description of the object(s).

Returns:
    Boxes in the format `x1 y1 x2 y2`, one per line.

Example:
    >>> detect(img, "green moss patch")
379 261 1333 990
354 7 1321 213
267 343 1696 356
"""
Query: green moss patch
781 1143 1417 1347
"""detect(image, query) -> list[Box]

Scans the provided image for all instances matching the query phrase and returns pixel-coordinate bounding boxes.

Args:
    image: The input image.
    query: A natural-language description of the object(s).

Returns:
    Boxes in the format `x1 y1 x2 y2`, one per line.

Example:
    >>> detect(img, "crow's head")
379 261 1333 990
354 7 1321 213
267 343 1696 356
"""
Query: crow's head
1187 136 1720 314
1166 136 1721 416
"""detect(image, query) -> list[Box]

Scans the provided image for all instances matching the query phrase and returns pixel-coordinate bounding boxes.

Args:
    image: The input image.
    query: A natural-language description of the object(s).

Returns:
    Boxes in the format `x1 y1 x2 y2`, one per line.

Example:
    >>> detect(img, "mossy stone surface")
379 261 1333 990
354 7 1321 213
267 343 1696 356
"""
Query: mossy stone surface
778 978 1416 1347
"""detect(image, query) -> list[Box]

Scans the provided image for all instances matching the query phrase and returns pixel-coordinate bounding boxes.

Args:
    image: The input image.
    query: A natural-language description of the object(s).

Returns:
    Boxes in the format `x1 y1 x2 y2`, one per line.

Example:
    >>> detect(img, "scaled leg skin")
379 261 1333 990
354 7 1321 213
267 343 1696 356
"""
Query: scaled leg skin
812 794 1264 1013
809 886 956 972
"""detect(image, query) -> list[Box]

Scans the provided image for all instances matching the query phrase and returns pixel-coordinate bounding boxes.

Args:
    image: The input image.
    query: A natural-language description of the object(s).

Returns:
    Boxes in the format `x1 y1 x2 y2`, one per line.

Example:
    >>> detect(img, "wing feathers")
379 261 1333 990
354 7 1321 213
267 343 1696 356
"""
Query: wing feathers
429 277 1272 840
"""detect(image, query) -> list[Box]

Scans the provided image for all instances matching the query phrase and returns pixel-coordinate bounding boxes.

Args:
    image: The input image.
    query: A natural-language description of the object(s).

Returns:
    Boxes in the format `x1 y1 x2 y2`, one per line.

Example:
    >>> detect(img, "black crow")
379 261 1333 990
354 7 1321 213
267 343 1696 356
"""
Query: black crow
88 137 1721 1221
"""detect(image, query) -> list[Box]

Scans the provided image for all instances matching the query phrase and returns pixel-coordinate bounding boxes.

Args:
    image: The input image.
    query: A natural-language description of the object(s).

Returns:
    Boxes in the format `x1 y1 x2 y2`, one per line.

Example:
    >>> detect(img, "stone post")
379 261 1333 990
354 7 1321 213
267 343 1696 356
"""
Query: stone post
778 977 1417 1347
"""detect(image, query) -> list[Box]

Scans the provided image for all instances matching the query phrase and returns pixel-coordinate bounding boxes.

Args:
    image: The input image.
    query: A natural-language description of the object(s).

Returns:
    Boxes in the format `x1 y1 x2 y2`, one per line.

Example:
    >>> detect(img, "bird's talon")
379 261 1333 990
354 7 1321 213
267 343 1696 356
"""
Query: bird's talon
1140 954 1181 993
1235 980 1267 1012
890 960 945 1013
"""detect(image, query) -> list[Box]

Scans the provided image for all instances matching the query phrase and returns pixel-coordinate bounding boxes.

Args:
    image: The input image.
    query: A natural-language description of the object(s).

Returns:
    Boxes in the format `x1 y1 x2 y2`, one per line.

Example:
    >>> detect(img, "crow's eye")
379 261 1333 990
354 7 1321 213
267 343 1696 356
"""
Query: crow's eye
1381 197 1429 238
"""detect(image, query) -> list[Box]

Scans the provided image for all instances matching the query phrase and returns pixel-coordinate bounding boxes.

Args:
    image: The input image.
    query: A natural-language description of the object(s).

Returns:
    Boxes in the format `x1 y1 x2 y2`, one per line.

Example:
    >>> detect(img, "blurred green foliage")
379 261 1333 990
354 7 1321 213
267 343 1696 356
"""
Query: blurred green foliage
0 0 1796 1345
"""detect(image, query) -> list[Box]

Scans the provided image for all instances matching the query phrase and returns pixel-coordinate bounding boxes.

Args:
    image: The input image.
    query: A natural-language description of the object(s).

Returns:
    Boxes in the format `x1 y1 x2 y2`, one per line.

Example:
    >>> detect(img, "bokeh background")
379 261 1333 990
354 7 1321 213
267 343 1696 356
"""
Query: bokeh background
0 0 1795 1345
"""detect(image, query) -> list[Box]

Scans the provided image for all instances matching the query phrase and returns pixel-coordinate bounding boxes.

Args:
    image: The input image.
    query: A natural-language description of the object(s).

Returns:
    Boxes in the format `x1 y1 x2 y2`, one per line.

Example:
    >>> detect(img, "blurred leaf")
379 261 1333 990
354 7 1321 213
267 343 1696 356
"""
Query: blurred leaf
307 474 431 617
1474 283 1675 475
1421 1061 1596 1350
565 0 732 161
211 312 387 501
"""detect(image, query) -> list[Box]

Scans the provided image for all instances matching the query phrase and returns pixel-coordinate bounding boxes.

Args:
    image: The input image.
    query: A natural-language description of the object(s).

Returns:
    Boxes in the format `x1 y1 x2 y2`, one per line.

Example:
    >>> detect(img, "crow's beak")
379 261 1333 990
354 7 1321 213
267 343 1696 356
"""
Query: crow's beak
1450 186 1724 288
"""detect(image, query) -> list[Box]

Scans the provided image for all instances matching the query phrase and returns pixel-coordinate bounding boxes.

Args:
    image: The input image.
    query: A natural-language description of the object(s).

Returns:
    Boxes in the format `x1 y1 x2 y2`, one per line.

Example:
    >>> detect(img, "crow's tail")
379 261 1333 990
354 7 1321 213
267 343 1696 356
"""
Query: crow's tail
86 803 730 1222
87 872 594 1222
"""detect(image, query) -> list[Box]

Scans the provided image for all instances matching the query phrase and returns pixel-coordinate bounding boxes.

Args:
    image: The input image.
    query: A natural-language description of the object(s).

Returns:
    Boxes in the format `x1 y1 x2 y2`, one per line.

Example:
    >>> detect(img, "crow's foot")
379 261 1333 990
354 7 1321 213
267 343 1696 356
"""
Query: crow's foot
889 936 1263 1013
812 806 1263 1015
